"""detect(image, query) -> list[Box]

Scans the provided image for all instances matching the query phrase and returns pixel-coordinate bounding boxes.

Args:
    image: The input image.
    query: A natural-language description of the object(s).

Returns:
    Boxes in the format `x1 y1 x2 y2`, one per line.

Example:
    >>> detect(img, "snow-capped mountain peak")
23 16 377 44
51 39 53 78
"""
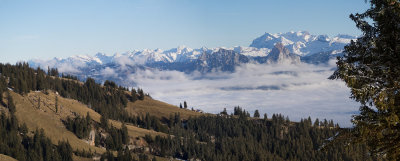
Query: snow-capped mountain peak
28 31 357 86
250 31 356 56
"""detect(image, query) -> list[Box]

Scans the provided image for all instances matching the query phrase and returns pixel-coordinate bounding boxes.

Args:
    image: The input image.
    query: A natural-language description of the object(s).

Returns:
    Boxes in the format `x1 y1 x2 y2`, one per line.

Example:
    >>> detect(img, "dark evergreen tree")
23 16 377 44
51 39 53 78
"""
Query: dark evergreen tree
330 0 400 158
86 112 91 125
138 88 145 100
254 110 260 118
64 115 91 139
7 91 16 114
0 110 73 161
314 118 320 127
100 115 109 130
0 77 4 105
220 108 227 115
55 96 58 113
57 140 73 161
121 123 129 144
131 88 137 102
183 101 187 109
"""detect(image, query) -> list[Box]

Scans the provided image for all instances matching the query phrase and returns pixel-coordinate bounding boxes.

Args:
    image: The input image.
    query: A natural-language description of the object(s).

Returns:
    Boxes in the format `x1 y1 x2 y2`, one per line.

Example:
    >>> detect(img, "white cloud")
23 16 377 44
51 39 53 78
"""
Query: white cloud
32 58 86 74
101 67 118 78
57 63 80 73
114 55 134 69
131 62 358 127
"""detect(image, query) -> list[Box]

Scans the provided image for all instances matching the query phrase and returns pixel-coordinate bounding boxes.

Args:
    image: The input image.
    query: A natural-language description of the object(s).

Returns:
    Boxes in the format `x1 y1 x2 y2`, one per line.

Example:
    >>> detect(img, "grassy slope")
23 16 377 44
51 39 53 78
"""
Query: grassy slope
0 154 18 161
11 90 168 154
126 96 203 120
12 91 106 153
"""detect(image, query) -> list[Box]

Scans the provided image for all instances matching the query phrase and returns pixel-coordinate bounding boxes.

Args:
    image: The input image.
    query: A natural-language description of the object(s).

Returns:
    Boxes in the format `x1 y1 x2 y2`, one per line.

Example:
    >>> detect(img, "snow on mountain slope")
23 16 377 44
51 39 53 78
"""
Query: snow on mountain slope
250 31 356 56
28 31 357 76
233 46 270 57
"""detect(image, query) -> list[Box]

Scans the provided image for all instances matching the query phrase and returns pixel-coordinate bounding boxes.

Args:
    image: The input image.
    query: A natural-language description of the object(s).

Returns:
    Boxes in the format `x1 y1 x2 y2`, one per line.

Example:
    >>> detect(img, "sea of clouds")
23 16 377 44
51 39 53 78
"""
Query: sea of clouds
33 57 359 127
127 60 359 127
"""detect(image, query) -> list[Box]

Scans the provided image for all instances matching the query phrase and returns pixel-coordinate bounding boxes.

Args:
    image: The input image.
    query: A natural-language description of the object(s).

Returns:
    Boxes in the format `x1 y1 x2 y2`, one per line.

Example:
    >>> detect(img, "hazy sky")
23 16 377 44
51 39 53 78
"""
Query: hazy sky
0 0 369 64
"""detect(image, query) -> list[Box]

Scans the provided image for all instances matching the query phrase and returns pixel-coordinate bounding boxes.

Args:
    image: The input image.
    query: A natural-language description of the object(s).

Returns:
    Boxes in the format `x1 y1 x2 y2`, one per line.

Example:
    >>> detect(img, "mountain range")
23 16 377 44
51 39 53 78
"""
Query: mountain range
28 31 356 86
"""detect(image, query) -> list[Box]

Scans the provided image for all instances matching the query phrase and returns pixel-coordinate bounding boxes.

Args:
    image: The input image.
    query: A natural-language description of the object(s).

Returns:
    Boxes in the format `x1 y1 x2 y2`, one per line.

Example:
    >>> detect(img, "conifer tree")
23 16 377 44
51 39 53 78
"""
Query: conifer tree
314 118 320 127
179 103 183 108
86 112 91 124
58 140 73 161
121 123 128 144
55 96 58 113
7 91 16 114
254 110 260 118
0 87 3 106
220 108 227 115
184 101 187 109
100 115 108 130
138 88 145 100
330 0 400 158
131 88 137 102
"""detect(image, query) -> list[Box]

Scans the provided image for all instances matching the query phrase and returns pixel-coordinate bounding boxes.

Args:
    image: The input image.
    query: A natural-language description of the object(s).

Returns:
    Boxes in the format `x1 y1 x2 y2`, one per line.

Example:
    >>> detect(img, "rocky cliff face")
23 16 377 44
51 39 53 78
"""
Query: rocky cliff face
194 49 249 72
265 43 300 64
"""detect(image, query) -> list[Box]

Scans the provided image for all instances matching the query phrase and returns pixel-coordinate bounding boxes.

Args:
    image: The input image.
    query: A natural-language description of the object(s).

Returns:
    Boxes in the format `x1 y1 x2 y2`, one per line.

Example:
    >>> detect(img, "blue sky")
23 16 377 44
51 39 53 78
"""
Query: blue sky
0 0 369 64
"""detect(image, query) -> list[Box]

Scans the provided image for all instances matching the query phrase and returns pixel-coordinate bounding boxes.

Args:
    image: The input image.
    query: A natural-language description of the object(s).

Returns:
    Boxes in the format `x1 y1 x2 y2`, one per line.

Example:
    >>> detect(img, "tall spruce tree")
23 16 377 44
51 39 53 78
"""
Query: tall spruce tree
138 88 144 100
0 78 3 105
7 91 16 114
254 110 260 118
330 0 400 159
131 88 137 102
55 96 58 113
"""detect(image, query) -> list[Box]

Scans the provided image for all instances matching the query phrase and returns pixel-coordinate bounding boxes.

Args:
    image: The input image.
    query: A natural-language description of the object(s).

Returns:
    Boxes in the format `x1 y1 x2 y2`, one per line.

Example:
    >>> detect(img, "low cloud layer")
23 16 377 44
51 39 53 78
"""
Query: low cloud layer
31 58 359 127
131 61 359 127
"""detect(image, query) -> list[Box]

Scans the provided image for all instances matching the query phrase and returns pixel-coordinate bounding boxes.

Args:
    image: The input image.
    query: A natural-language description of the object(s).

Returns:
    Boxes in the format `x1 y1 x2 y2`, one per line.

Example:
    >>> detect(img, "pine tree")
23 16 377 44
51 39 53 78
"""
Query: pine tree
138 88 144 100
254 110 260 118
7 91 16 114
58 140 73 161
0 88 3 106
330 0 400 158
86 112 91 124
55 96 58 113
220 108 227 115
100 115 108 130
314 118 320 127
131 88 137 102
184 101 187 109
121 123 128 144
179 103 183 109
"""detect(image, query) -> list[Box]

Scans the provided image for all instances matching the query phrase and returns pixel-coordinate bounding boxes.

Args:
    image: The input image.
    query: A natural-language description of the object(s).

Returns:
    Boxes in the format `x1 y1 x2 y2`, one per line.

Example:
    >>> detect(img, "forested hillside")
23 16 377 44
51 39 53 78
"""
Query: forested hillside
0 62 381 161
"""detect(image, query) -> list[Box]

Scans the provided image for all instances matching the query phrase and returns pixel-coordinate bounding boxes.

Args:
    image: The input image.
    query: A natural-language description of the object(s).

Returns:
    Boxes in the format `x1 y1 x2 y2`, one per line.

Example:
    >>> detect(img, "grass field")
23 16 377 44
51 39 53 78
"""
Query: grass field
0 154 18 161
12 91 106 154
8 89 205 160
126 96 203 120
11 91 169 154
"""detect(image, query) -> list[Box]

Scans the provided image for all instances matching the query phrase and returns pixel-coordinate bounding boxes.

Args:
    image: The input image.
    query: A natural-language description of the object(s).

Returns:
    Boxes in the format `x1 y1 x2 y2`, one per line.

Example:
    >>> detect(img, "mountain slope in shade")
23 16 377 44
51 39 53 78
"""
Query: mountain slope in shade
264 43 301 64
